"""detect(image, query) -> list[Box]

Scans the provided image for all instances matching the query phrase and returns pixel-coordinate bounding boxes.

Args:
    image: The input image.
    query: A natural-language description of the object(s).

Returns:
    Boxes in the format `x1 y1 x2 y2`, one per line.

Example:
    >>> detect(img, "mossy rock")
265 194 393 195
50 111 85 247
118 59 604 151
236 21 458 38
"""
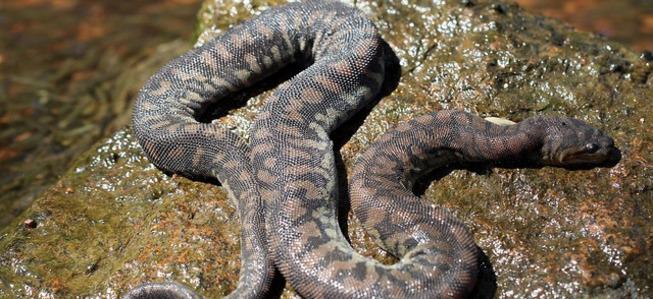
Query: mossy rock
1 0 651 297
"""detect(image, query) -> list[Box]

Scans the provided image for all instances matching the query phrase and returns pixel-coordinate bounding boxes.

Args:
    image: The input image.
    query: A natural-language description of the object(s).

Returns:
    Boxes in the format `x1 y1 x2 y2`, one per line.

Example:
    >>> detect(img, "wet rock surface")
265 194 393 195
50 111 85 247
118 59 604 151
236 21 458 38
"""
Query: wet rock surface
1 0 651 298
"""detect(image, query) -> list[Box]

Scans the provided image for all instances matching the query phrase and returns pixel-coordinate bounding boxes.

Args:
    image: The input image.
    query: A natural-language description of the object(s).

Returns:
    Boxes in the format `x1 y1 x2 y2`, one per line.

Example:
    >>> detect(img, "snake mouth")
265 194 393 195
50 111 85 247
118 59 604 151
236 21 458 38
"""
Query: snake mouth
556 142 621 167
559 149 604 164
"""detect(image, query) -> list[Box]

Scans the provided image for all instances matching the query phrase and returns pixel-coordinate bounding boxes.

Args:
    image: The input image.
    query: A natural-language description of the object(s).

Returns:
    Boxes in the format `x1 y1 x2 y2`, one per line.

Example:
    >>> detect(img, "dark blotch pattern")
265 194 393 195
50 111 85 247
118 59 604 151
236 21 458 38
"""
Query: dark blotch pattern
128 0 619 298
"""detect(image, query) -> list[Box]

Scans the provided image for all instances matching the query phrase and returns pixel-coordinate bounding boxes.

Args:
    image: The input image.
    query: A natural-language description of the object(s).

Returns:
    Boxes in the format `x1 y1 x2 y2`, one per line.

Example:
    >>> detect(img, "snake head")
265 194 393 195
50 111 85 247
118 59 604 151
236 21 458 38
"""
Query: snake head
538 116 620 168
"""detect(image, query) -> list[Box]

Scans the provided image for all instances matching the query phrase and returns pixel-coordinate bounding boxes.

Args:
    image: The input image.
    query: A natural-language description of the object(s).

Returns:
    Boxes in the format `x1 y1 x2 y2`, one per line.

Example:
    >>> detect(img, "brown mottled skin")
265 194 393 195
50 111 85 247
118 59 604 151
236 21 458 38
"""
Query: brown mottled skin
126 0 620 298
350 111 618 297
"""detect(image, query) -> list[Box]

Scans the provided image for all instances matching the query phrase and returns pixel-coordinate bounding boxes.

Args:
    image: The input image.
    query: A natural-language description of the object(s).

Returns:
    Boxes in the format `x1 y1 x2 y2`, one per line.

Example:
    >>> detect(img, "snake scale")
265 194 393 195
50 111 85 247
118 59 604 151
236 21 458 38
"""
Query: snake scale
127 0 619 298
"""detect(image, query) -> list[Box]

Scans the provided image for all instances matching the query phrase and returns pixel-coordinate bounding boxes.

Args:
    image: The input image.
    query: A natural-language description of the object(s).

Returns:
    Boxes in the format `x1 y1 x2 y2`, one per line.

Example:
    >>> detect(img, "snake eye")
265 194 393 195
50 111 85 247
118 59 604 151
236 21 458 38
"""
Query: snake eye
585 143 600 153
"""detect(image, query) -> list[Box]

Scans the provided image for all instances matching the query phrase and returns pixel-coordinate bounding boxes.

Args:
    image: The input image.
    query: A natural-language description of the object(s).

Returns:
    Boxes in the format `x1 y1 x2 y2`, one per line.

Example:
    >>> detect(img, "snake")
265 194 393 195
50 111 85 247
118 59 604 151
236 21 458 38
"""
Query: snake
126 0 620 298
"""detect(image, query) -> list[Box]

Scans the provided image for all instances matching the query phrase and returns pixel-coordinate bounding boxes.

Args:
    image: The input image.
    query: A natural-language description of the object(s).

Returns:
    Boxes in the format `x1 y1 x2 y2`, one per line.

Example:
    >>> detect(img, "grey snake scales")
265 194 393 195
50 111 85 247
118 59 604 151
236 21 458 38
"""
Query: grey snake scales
126 0 619 298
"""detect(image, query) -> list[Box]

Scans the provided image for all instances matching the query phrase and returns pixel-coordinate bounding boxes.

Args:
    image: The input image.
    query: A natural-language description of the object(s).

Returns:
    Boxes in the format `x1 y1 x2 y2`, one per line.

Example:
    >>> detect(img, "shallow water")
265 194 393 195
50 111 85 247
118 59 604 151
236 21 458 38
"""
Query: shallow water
516 0 653 51
0 0 202 227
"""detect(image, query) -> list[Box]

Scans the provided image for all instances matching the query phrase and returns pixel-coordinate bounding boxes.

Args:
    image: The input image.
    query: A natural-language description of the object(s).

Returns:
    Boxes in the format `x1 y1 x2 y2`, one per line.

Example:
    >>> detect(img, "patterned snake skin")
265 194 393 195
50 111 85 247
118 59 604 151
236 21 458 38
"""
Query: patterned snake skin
127 0 619 298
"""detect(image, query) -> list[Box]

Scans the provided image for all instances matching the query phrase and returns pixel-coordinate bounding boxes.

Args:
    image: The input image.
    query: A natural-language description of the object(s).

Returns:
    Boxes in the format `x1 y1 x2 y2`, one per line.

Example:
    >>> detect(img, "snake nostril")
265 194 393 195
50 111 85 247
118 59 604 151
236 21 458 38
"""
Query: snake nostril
598 136 615 149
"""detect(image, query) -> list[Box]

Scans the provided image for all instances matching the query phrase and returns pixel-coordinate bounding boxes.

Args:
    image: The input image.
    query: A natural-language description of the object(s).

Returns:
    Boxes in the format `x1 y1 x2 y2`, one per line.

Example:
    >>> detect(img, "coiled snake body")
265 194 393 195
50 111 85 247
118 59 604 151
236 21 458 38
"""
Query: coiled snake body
128 1 619 298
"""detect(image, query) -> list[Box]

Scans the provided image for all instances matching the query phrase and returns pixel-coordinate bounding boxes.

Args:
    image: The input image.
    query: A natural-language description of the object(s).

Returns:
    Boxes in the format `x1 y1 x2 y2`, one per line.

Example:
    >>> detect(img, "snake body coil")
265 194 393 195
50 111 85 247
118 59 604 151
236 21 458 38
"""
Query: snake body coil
128 1 619 298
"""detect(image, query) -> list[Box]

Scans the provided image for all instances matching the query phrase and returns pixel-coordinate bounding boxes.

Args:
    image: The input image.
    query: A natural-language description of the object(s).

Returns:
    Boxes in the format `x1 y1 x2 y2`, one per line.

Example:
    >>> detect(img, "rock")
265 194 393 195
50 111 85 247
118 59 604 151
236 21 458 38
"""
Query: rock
21 219 37 229
1 0 651 298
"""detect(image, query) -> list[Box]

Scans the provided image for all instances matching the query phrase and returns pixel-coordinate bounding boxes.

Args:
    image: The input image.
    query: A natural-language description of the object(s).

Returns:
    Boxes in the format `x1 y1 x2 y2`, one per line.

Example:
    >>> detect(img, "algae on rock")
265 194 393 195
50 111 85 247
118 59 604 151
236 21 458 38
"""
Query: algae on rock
1 0 651 298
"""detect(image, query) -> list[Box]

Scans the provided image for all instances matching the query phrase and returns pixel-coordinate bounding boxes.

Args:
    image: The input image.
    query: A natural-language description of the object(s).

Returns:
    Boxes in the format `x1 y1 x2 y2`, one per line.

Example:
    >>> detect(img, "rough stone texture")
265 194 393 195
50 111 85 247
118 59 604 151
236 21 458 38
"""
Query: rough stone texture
1 0 651 298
